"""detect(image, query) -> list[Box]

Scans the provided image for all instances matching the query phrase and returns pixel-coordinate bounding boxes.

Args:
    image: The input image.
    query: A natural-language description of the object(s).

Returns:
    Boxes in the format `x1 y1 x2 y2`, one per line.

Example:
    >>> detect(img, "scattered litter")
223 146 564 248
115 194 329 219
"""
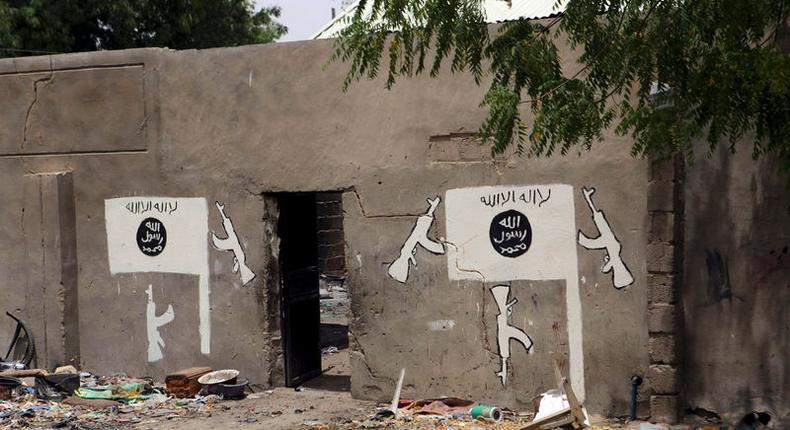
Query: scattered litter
470 404 502 422
0 376 22 400
629 423 670 430
54 365 78 374
521 361 589 429
321 346 339 354
166 367 212 398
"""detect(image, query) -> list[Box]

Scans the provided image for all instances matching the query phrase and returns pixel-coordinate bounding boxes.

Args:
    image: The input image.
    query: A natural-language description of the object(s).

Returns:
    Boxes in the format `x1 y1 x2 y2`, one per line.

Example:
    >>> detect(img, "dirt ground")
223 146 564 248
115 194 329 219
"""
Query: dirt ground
127 378 627 430
131 383 373 430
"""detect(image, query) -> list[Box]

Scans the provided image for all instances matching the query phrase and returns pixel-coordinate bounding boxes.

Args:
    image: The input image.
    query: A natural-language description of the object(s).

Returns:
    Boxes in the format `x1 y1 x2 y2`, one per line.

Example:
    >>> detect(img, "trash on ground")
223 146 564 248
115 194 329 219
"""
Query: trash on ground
321 346 339 354
197 369 249 400
166 367 212 398
522 361 589 429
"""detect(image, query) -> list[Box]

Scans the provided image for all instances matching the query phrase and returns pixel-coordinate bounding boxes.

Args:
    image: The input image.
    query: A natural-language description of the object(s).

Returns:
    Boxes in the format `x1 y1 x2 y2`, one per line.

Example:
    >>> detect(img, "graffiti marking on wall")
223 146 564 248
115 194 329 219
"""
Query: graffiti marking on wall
480 187 552 208
387 196 444 283
490 210 532 258
491 284 533 386
106 197 212 354
124 199 179 215
446 185 577 281
137 217 167 256
704 249 740 302
146 284 175 362
212 201 255 286
577 187 634 289
446 184 585 400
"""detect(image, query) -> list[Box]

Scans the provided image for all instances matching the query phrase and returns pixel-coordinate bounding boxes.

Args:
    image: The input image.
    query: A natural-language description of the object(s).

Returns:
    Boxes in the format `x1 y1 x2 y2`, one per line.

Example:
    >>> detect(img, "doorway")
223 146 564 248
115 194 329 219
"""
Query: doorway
274 192 349 390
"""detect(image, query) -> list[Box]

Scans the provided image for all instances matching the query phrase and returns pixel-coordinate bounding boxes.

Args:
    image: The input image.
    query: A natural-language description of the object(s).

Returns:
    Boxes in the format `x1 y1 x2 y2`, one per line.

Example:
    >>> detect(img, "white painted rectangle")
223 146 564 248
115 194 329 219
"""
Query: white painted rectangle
105 197 209 275
445 184 576 282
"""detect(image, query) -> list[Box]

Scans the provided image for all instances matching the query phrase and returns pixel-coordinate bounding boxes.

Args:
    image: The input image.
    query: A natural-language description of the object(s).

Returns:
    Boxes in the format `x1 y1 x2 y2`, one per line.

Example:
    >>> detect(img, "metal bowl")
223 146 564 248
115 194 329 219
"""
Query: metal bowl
205 379 248 399
197 369 239 385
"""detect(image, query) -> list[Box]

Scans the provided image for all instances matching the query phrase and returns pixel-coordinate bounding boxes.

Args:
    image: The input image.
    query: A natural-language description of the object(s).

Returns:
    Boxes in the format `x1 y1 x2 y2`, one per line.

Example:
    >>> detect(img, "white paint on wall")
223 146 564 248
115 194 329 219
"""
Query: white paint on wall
444 184 585 400
577 187 634 289
427 319 456 331
105 197 212 354
146 284 175 362
212 201 256 286
445 185 576 281
491 284 533 386
387 196 444 283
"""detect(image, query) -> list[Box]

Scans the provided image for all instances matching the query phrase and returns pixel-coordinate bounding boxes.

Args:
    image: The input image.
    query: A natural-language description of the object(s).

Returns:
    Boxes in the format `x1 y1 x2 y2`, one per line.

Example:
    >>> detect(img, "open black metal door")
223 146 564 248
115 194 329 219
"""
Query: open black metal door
278 193 321 387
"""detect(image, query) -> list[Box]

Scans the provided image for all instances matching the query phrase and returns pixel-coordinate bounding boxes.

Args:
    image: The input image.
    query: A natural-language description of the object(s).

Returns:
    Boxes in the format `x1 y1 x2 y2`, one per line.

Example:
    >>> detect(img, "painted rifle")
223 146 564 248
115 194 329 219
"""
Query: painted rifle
146 285 174 362
212 201 256 285
387 197 444 283
491 285 533 386
577 187 634 289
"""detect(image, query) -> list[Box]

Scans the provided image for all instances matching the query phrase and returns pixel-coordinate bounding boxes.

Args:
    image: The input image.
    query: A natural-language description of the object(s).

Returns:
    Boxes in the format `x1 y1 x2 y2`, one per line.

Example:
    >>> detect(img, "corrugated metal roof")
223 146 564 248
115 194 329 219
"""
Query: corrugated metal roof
312 0 565 39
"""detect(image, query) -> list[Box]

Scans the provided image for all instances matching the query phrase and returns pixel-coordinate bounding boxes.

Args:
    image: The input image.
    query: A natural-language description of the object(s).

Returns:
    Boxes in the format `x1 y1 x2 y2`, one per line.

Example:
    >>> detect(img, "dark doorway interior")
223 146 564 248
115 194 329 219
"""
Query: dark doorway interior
278 193 321 387
276 192 349 390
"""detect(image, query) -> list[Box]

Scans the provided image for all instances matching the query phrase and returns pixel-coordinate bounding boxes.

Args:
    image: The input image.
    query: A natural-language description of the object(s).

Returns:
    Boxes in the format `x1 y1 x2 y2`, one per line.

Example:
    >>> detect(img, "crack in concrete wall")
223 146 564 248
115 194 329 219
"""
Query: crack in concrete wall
22 57 54 151
348 186 429 219
349 329 394 385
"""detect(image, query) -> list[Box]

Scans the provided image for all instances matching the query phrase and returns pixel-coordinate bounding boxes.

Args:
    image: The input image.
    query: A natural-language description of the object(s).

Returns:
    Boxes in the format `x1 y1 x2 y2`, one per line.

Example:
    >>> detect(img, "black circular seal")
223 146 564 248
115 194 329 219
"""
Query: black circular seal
489 210 532 258
136 217 167 257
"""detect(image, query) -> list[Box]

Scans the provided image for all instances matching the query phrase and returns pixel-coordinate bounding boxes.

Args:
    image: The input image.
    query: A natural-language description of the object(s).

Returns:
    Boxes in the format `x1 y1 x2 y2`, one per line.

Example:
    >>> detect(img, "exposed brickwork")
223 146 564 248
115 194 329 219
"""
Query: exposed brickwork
648 334 679 364
648 304 677 333
648 274 677 305
316 192 346 278
427 133 509 163
646 158 685 423
646 364 679 394
647 243 675 273
650 395 679 423
649 212 675 243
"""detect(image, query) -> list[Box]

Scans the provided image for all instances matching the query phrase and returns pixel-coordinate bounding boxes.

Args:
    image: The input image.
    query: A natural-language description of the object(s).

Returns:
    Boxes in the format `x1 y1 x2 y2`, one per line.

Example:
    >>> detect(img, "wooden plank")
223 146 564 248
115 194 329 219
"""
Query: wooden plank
563 377 587 426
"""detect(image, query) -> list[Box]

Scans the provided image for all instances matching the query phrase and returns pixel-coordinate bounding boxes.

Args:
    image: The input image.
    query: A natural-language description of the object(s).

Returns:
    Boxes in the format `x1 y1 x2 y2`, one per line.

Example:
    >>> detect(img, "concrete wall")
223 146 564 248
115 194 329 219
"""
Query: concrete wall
0 38 650 415
683 146 790 424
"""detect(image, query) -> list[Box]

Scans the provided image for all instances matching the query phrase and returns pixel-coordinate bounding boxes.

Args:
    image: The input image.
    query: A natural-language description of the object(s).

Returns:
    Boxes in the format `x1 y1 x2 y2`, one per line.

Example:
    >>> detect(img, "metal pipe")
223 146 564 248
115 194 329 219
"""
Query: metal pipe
630 375 643 420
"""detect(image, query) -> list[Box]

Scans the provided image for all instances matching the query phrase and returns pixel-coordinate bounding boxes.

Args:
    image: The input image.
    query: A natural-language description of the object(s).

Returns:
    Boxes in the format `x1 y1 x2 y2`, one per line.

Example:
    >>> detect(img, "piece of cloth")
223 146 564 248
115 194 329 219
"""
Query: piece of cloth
402 397 476 415
75 381 150 402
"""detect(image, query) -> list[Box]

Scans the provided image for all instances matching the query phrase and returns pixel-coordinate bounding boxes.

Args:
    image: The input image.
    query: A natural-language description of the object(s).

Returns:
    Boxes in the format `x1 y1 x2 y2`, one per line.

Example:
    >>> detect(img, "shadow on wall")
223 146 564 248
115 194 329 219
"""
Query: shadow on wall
684 144 790 420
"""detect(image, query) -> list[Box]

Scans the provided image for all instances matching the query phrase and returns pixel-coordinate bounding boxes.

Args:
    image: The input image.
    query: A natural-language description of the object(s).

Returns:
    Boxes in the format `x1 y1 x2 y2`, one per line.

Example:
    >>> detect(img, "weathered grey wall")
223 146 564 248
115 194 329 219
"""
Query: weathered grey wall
0 38 650 416
683 146 790 424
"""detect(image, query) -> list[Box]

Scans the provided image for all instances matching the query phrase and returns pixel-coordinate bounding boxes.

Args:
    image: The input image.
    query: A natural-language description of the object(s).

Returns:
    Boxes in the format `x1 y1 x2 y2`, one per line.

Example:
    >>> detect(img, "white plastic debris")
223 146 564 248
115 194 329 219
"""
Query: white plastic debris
534 389 591 426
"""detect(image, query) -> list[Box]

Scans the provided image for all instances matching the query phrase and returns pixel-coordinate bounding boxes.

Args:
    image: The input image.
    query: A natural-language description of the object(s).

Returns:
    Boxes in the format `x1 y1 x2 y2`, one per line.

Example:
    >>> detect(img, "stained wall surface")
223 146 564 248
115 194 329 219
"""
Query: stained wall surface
683 147 790 424
0 39 650 415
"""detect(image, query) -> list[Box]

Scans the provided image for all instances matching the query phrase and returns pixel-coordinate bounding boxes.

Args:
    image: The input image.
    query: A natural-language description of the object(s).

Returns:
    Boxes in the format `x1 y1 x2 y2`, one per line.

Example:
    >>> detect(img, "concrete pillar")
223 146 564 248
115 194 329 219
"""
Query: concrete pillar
22 172 80 369
646 158 684 423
